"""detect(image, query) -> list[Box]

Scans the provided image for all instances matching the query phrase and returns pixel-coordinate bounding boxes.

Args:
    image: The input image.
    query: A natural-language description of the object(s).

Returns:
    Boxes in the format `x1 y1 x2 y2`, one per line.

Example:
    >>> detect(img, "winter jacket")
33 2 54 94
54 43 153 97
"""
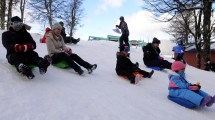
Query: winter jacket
143 43 160 63
116 52 137 73
118 21 129 35
2 26 36 58
60 27 67 38
168 72 208 106
46 31 67 57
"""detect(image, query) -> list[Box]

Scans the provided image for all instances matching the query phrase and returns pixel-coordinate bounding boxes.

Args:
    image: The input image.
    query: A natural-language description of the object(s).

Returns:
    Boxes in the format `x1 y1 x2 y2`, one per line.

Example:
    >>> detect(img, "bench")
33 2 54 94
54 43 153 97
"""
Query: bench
88 36 108 41
107 35 120 42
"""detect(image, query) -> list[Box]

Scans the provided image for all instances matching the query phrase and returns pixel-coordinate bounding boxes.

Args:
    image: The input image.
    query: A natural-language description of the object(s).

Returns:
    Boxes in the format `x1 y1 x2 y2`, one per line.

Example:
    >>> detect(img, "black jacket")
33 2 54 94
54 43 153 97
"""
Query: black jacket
143 43 161 63
116 52 137 73
2 26 36 57
60 27 66 38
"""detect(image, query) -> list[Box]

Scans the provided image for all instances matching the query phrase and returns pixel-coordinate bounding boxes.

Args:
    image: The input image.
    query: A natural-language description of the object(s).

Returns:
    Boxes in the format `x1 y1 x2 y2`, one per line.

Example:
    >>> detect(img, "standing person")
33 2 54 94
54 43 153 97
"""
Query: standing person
116 44 154 84
46 23 97 75
2 16 50 79
172 39 186 63
142 37 172 69
59 21 80 44
168 61 215 107
116 16 130 50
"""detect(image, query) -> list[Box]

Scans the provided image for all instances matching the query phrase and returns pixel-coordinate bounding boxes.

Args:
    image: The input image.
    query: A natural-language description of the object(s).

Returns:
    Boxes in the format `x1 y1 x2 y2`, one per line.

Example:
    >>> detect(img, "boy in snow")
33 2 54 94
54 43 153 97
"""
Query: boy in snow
116 16 130 50
172 39 185 63
46 23 97 75
116 44 154 84
2 16 50 79
142 37 172 69
168 61 215 107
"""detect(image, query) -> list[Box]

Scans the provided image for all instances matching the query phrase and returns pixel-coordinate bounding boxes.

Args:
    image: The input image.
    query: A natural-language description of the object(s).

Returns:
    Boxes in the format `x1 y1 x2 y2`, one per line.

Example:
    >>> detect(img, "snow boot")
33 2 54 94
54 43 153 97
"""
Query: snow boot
77 68 84 75
87 64 97 74
148 70 154 78
200 96 212 107
135 74 142 84
38 57 50 74
206 95 215 107
18 63 35 79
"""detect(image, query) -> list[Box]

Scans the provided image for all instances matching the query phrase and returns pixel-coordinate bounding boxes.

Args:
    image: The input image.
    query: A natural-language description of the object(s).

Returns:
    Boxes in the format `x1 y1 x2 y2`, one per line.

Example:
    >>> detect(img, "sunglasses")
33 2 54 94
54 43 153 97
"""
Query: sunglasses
11 21 23 28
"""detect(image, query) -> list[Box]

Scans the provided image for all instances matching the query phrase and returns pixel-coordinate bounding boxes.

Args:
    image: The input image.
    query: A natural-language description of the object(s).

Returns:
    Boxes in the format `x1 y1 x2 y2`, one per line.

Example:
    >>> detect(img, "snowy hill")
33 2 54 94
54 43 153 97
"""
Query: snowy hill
0 30 215 120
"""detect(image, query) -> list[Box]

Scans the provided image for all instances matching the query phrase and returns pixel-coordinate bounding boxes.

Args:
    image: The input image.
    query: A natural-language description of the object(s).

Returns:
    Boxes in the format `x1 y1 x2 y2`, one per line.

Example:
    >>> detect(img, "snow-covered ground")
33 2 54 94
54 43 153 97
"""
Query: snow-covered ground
0 30 215 120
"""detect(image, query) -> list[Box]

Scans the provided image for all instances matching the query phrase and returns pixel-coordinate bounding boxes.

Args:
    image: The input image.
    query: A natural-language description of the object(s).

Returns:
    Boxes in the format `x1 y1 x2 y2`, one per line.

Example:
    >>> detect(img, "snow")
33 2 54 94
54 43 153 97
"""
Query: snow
0 30 215 120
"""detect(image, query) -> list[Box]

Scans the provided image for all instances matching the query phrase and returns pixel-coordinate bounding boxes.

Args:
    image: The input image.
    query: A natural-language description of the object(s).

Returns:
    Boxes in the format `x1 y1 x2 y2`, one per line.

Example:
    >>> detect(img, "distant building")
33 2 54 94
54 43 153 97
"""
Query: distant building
184 42 215 69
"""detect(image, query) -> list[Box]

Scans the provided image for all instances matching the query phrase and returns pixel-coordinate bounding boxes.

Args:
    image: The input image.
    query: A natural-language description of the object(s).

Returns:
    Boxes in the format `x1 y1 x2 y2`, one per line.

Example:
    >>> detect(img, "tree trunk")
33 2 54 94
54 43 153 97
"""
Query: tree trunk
0 0 6 29
202 0 212 71
7 0 13 30
20 0 26 21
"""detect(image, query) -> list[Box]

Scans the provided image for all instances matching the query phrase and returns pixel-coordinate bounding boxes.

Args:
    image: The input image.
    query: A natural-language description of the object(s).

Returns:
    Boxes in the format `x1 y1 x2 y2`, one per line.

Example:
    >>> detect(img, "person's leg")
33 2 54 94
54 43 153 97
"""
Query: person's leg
70 53 92 69
119 35 124 48
123 34 130 49
52 52 83 74
160 60 172 69
137 68 154 78
117 70 136 84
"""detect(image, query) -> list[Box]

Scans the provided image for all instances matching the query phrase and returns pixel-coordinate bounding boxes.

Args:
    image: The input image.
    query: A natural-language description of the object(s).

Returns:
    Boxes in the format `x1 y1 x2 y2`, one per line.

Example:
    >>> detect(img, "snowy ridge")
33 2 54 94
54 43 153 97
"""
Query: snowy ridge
0 30 215 120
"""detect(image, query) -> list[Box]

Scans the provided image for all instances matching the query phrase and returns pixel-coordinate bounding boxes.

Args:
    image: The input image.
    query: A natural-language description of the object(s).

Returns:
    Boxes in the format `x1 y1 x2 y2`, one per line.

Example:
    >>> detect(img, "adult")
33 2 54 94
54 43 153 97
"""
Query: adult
142 37 172 69
116 16 130 49
2 16 50 79
59 21 80 44
46 23 97 75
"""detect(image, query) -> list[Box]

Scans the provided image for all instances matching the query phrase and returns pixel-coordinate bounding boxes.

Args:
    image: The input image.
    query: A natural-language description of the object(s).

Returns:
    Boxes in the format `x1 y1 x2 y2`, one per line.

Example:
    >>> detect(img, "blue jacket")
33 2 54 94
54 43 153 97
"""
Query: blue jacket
172 45 184 56
168 72 208 106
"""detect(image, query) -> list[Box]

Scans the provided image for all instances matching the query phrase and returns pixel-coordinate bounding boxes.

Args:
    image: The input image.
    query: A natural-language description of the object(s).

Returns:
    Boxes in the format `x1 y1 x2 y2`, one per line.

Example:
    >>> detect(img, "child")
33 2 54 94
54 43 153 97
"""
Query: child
116 44 154 84
168 61 215 107
172 39 185 63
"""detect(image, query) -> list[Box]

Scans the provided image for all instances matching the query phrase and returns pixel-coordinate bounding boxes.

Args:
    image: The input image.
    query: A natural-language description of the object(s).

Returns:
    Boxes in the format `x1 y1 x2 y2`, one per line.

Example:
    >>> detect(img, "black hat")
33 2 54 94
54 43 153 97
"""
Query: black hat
11 16 22 22
152 37 160 44
120 44 129 52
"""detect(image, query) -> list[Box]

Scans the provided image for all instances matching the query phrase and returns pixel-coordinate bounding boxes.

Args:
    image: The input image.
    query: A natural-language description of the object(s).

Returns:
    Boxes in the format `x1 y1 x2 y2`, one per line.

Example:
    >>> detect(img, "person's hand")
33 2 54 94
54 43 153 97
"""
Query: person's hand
64 48 72 55
189 85 200 91
15 43 34 52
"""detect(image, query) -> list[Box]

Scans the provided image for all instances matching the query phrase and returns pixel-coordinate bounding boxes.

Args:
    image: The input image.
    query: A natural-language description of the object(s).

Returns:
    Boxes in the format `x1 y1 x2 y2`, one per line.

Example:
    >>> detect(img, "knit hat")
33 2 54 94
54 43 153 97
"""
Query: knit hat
171 61 186 72
11 16 22 22
52 23 62 30
120 44 129 52
152 37 161 44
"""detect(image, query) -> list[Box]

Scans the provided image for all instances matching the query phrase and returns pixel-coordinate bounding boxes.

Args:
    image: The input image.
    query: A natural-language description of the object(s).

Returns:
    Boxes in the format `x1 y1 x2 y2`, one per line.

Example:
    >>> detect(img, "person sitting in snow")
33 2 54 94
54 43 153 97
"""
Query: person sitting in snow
40 27 51 43
116 44 154 84
168 61 215 107
172 39 186 63
45 23 97 75
59 21 80 44
2 16 50 79
142 37 172 69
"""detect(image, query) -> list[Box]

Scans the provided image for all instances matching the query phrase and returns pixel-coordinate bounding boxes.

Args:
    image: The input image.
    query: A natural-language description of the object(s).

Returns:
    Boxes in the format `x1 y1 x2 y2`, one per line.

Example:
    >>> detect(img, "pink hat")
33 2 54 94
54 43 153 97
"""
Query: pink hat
171 61 186 71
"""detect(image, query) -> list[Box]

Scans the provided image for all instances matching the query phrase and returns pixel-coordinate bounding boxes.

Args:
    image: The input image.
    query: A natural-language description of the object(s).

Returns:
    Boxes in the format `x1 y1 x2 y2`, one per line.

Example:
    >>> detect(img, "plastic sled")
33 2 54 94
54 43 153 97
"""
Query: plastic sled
147 66 164 71
168 95 197 108
113 28 121 34
52 60 70 69
118 72 143 80
12 64 36 69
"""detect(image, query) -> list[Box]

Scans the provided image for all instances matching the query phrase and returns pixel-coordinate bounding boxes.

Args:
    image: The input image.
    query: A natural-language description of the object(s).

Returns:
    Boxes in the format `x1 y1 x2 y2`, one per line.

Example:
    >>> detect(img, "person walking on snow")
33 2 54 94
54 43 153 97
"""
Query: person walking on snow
2 16 50 79
116 44 154 84
142 37 172 69
116 16 130 50
46 23 97 75
168 61 215 107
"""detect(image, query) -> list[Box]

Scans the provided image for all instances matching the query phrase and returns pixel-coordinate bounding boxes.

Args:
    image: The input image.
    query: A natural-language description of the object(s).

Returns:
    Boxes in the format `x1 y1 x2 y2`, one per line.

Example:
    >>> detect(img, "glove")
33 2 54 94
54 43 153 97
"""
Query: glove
15 43 34 52
157 56 164 60
116 25 119 28
64 48 72 55
189 85 200 91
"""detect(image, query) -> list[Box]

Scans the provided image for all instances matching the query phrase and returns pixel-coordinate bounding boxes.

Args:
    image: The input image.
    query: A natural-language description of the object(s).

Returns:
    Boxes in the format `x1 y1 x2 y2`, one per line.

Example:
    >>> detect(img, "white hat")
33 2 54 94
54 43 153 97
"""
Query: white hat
52 23 62 30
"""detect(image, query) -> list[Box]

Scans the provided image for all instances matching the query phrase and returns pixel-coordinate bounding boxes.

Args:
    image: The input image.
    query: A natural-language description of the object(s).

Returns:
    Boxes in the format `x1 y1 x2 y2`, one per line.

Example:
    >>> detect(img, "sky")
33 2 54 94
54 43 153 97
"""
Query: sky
12 0 172 41
1 30 215 120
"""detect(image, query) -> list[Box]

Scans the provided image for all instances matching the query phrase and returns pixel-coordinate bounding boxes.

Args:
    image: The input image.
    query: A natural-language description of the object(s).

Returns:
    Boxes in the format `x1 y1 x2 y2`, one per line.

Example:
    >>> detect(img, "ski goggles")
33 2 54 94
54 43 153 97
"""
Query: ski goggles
11 21 23 28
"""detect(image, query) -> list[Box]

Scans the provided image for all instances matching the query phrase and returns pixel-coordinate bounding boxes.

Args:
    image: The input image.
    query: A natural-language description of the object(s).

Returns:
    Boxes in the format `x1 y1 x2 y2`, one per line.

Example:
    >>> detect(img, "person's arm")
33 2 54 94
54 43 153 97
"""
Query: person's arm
2 32 16 53
46 36 63 54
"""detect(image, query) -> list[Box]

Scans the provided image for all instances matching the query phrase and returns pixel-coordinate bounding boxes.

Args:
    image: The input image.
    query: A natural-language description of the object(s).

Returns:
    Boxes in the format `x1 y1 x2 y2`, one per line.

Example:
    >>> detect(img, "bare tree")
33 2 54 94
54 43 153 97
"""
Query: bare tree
0 0 6 29
20 0 27 21
60 0 84 37
28 0 65 27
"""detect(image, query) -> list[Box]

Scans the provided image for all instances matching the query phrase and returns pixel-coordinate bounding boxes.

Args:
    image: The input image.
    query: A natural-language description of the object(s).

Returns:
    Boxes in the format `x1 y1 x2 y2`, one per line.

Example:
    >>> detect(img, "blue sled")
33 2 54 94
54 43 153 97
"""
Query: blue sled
168 95 197 108
147 66 164 71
